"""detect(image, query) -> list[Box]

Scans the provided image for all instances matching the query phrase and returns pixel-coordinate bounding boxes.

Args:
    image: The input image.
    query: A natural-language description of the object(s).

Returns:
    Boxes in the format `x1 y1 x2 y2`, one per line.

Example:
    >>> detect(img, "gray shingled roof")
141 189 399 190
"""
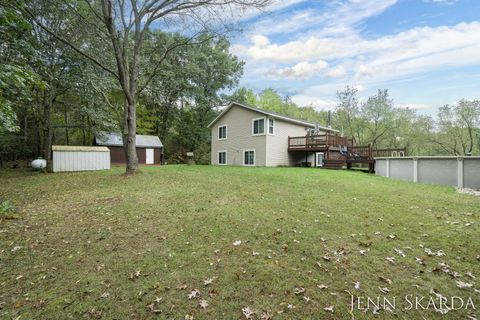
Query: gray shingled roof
95 133 163 148
207 102 339 133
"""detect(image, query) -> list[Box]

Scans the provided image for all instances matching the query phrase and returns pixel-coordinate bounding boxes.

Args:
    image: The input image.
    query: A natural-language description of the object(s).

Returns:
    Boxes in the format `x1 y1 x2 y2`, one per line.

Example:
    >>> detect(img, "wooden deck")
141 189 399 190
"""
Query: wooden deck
288 134 354 152
288 133 406 171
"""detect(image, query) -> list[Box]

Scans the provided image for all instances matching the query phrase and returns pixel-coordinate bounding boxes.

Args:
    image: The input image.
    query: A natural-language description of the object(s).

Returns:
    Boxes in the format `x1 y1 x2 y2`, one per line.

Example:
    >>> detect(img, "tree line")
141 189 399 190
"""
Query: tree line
231 87 480 156
0 0 266 170
1 1 479 171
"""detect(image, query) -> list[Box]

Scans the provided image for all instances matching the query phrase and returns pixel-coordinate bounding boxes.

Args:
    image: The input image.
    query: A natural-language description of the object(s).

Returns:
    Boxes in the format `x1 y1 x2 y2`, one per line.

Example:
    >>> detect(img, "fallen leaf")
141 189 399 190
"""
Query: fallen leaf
242 306 255 319
394 248 406 257
233 240 242 246
199 300 208 309
11 246 22 253
204 278 214 286
359 249 369 256
456 280 473 289
354 281 361 290
379 276 392 285
188 289 200 299
324 305 334 313
146 303 161 314
294 287 305 295
378 287 390 294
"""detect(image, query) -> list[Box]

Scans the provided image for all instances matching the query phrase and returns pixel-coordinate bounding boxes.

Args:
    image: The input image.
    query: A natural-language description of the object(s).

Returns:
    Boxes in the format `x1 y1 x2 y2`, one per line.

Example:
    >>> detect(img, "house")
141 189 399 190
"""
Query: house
94 133 164 165
208 102 340 167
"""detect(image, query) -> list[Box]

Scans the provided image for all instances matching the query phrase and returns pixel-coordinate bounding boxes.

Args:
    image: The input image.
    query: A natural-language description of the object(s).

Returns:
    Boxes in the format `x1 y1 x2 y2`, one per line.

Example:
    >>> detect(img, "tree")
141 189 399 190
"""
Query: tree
335 86 363 144
361 89 395 148
138 32 243 163
434 100 480 155
24 0 270 174
227 87 329 125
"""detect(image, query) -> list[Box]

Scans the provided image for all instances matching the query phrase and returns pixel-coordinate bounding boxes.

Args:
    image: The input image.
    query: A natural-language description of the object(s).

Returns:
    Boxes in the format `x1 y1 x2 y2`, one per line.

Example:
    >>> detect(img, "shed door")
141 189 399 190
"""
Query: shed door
146 148 154 164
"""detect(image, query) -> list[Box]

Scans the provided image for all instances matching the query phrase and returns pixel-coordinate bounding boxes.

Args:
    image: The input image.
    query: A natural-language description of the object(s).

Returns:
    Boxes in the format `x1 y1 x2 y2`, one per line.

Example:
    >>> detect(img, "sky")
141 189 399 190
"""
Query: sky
230 0 480 115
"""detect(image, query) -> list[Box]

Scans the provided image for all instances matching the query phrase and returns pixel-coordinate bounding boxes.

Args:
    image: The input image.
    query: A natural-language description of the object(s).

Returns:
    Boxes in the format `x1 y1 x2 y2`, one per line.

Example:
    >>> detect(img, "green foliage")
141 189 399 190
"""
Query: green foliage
138 33 243 163
228 86 479 156
227 87 329 124
434 100 480 155
0 1 45 133
0 199 18 219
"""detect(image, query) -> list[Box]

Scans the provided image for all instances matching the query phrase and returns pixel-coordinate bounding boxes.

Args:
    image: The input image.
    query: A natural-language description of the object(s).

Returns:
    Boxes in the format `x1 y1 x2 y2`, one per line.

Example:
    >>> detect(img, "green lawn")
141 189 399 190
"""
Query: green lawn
0 165 479 319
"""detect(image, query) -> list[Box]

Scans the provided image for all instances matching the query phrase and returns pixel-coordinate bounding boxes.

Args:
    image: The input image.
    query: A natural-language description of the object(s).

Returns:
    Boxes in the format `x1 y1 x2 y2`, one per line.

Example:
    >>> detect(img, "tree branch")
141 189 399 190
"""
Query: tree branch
24 6 120 81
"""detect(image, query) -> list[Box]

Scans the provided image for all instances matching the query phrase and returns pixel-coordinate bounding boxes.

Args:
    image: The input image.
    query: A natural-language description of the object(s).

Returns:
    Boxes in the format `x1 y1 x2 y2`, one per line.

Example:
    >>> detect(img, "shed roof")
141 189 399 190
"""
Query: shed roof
52 145 110 152
207 102 339 133
95 133 163 148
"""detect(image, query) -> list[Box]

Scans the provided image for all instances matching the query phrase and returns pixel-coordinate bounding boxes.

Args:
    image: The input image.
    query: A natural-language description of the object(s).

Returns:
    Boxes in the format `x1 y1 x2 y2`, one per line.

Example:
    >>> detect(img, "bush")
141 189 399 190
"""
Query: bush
0 200 19 219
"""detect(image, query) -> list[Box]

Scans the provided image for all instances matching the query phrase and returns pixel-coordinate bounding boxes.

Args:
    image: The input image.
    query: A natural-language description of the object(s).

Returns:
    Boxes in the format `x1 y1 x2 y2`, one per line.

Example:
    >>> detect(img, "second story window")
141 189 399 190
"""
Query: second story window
268 118 275 135
252 118 265 135
218 125 227 140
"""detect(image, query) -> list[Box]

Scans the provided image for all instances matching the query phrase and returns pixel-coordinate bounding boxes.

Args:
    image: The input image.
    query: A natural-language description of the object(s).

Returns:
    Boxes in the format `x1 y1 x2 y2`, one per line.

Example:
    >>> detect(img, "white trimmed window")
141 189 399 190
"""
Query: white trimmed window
243 149 255 166
268 118 275 135
218 125 227 140
252 118 265 135
218 151 227 165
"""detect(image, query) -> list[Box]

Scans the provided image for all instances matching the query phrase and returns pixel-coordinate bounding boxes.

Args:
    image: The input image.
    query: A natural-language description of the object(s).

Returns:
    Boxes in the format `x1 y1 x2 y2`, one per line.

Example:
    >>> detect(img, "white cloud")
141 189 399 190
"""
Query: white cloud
267 60 328 80
236 21 480 82
233 0 479 111
250 0 397 37
290 95 337 110
326 65 347 78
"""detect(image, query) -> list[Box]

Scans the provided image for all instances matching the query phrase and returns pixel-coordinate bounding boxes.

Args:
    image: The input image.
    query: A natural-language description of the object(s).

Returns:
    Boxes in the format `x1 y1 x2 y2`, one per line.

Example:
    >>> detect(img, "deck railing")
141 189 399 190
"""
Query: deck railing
347 145 372 160
288 134 353 149
288 134 407 161
372 148 407 157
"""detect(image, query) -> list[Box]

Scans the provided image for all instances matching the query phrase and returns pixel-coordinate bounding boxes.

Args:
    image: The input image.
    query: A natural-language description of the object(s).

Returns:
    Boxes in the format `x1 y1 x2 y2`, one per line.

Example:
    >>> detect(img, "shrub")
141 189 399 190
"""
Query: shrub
0 200 19 219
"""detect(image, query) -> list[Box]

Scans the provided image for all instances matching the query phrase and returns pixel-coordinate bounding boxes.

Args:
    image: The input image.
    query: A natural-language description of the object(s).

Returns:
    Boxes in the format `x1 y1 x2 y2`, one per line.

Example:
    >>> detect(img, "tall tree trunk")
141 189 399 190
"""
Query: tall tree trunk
122 98 138 174
467 126 473 154
44 97 53 172
64 104 69 145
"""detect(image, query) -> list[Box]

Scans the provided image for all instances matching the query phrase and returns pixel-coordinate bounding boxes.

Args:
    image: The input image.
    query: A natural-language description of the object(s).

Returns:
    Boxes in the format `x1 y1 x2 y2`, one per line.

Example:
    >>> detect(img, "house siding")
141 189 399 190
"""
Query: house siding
265 119 312 166
211 105 267 166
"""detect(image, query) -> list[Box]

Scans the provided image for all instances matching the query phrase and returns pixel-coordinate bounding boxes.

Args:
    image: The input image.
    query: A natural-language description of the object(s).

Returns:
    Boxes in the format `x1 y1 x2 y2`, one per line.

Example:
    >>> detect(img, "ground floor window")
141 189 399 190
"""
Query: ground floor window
218 151 227 165
244 150 255 166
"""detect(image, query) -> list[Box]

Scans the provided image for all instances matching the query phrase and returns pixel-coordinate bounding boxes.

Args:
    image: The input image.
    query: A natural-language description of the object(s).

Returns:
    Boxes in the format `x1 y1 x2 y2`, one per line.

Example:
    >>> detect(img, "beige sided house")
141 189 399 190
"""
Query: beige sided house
208 102 339 167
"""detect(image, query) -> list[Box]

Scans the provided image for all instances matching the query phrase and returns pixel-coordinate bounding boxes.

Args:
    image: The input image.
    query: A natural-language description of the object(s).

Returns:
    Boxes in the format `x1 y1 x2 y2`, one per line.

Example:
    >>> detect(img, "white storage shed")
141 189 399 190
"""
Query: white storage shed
52 145 110 172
